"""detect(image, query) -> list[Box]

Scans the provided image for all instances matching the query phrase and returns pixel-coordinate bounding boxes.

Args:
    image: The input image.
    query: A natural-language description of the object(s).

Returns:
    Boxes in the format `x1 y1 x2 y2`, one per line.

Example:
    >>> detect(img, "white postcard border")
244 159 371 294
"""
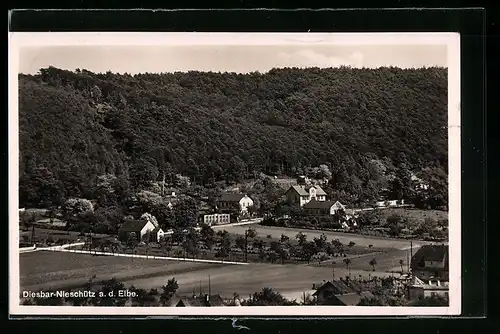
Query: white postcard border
8 32 461 317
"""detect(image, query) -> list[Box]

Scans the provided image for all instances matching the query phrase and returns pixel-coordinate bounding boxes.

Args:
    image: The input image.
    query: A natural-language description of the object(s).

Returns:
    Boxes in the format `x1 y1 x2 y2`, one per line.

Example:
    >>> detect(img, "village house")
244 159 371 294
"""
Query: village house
203 213 231 226
302 200 346 216
118 218 164 243
410 244 449 281
406 275 449 301
312 278 374 306
217 193 254 214
171 294 225 307
411 173 430 190
286 185 327 207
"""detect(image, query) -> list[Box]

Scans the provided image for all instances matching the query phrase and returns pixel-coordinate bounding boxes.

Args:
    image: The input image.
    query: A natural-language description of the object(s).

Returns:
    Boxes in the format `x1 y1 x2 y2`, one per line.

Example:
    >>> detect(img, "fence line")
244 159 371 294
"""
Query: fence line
55 248 249 265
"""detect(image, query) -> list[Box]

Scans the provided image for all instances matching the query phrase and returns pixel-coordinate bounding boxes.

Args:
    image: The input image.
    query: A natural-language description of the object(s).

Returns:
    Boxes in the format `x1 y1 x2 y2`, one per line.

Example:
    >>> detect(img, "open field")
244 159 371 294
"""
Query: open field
20 250 398 301
20 251 229 291
375 208 448 222
222 225 435 250
19 228 109 244
124 261 393 300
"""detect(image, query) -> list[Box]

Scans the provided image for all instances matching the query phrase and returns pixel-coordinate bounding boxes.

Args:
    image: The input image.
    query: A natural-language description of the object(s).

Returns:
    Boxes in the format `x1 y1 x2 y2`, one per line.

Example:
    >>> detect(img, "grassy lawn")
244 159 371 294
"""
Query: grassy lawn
19 227 110 246
20 250 228 292
377 207 448 222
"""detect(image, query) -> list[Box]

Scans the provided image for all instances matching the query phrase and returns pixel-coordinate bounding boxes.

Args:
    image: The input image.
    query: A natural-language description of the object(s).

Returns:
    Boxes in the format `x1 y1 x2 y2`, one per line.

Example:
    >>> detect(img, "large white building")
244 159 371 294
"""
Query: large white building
218 193 254 214
203 213 230 226
285 185 327 207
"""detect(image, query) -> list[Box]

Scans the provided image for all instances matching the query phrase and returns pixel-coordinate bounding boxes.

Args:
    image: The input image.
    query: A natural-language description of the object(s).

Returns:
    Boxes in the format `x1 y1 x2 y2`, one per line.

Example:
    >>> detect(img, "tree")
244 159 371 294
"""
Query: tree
244 287 298 306
331 238 344 256
244 227 257 262
215 230 231 261
19 67 447 213
258 248 267 262
92 278 127 306
126 232 139 253
160 278 179 306
317 164 332 180
369 258 377 271
161 235 172 256
413 166 448 210
302 241 317 264
62 198 94 217
140 212 159 227
19 165 62 208
343 258 352 276
386 214 404 237
199 223 216 250
267 251 279 264
95 173 118 206
235 236 246 253
295 232 307 246
399 259 405 273
313 233 328 253
173 198 198 229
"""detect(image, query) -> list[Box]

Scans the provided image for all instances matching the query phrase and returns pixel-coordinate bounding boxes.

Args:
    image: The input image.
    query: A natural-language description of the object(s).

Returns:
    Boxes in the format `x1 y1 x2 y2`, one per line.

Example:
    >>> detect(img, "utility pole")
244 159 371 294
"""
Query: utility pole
410 241 413 263
244 229 248 263
407 249 410 273
208 275 211 296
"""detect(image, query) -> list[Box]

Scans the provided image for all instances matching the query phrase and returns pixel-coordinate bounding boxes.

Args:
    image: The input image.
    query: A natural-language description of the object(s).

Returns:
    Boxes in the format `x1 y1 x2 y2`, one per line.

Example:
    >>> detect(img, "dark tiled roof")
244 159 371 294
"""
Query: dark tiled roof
288 185 327 196
288 185 309 196
312 279 356 296
219 193 246 202
411 245 448 269
335 291 374 306
176 295 225 307
119 219 148 232
303 200 335 210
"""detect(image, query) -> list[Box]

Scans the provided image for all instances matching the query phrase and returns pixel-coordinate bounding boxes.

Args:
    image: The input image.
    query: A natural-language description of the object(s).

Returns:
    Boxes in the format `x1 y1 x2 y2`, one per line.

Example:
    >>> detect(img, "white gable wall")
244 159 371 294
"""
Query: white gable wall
140 221 156 239
239 195 254 213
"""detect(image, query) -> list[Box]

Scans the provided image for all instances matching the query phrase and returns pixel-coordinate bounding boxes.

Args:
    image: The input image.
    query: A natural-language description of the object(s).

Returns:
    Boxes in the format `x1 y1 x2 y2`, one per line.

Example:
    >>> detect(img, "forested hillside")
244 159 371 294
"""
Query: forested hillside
18 66 448 208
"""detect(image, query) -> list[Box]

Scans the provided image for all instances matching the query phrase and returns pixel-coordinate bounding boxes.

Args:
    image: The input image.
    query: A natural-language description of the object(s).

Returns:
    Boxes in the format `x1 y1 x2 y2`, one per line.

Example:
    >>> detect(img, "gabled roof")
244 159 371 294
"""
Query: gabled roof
313 185 327 196
288 185 327 196
175 295 225 307
312 279 356 296
219 193 246 202
335 291 373 306
303 200 336 210
288 185 309 196
119 219 149 232
411 245 448 270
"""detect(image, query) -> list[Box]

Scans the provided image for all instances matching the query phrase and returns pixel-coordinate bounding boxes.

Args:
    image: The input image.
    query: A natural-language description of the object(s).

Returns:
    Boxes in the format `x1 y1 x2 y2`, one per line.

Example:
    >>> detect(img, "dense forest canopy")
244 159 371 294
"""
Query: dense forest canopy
18 66 448 208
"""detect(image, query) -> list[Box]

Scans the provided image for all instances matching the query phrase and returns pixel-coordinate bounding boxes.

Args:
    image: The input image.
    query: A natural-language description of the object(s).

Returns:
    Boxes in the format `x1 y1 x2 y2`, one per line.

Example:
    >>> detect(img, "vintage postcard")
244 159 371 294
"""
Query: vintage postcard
9 32 460 317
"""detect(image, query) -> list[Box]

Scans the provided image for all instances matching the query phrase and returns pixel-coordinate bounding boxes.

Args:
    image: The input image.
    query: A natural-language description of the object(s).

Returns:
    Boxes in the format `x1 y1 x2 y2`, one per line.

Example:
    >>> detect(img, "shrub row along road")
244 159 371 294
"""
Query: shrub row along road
221 225 439 250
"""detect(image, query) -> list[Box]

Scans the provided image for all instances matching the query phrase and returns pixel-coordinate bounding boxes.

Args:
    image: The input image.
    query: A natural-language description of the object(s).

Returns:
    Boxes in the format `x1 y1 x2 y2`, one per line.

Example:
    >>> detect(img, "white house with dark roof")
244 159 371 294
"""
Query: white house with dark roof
285 185 327 207
410 244 449 281
302 200 346 216
218 193 254 214
118 219 164 243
